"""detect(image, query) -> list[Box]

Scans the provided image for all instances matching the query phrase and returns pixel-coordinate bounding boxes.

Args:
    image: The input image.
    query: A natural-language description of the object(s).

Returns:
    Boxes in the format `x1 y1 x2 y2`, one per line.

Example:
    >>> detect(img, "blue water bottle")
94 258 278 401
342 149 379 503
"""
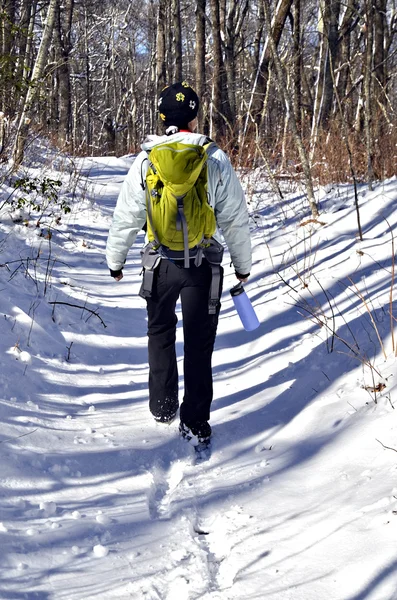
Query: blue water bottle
230 283 260 331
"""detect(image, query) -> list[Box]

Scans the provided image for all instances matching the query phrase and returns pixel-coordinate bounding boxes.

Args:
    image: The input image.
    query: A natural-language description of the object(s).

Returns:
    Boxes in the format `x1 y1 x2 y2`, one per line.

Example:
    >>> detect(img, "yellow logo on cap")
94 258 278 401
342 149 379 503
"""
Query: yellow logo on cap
176 93 185 102
160 113 166 121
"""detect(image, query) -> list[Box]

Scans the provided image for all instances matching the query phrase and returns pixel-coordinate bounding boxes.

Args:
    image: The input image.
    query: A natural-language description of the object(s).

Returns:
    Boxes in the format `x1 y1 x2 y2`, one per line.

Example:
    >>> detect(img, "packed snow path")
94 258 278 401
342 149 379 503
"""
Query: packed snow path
1 156 397 600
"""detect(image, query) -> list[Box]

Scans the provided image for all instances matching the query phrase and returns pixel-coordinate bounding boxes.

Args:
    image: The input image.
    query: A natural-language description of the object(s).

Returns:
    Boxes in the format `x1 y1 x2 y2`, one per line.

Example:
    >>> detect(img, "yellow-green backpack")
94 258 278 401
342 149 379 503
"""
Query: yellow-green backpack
145 141 216 267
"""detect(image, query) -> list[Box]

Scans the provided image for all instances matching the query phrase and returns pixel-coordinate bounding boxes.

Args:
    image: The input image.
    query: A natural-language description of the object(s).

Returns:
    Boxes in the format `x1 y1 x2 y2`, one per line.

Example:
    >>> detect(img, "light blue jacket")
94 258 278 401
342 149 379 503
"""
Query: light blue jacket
106 131 252 275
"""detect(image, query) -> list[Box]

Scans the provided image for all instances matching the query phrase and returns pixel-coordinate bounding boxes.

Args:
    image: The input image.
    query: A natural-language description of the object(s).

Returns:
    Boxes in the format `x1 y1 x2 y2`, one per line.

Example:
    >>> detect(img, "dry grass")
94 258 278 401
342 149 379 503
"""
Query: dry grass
227 116 397 185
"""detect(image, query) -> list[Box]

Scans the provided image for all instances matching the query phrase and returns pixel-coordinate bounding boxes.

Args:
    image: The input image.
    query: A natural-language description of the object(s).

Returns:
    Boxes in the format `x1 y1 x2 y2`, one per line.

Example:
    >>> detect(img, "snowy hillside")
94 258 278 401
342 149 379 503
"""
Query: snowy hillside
1 148 397 600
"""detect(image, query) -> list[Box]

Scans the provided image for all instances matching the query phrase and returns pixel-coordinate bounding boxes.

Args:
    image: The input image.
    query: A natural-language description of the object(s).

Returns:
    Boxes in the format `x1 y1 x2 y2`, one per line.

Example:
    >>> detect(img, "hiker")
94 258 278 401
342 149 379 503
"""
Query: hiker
106 82 251 446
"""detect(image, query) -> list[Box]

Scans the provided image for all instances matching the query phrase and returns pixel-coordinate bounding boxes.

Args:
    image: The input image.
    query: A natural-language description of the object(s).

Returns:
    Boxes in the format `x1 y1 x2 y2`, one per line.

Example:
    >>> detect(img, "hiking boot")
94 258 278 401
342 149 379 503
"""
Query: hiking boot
151 397 179 424
179 420 211 445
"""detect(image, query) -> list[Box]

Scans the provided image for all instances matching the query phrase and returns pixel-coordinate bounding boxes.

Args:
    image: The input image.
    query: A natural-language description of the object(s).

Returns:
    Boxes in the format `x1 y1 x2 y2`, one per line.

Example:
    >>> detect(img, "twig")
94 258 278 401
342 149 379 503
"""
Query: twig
376 438 397 453
347 276 387 360
0 428 38 444
254 135 284 201
48 301 107 328
384 218 396 355
44 236 53 295
1 257 70 268
314 275 336 353
299 218 326 227
66 341 73 361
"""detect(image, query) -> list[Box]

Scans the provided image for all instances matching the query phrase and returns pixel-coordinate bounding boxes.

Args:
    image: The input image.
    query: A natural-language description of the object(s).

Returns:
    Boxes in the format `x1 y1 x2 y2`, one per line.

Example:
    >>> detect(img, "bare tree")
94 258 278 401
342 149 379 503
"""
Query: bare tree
12 0 58 168
156 0 167 93
373 0 388 140
292 0 302 132
364 0 375 188
54 0 74 147
335 0 360 125
1 0 395 184
209 0 233 138
263 0 318 218
310 0 341 160
195 0 207 132
223 0 249 131
172 0 182 81
249 0 293 129
1 0 16 114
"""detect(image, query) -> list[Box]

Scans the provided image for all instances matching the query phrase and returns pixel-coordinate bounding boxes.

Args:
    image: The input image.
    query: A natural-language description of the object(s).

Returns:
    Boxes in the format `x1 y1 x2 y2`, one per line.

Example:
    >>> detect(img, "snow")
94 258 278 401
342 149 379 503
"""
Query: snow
1 148 397 600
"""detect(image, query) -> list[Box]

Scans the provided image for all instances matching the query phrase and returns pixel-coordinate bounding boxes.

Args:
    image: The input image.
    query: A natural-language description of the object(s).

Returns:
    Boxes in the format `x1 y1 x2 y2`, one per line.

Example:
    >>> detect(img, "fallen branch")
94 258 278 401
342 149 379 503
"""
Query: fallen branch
376 438 397 453
0 428 38 444
299 219 326 227
363 383 386 393
48 301 107 328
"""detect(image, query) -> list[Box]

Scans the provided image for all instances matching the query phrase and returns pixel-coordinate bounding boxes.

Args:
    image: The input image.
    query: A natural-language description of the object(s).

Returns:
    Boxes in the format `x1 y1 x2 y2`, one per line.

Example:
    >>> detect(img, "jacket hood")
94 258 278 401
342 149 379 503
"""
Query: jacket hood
141 131 209 152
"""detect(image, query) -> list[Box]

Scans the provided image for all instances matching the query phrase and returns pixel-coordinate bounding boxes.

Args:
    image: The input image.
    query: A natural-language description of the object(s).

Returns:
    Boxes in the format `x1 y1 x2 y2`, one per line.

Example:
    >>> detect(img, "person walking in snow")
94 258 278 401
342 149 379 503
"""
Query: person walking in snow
106 82 251 446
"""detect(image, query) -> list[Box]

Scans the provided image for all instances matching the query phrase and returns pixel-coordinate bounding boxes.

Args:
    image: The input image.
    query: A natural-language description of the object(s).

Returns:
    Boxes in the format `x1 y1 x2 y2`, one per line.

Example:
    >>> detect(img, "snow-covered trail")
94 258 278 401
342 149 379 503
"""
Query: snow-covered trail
1 157 397 600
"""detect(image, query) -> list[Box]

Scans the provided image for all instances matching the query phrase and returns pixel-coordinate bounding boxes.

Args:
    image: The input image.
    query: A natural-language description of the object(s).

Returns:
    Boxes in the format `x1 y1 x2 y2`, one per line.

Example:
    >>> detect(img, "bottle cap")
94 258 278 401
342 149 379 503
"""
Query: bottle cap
230 283 244 297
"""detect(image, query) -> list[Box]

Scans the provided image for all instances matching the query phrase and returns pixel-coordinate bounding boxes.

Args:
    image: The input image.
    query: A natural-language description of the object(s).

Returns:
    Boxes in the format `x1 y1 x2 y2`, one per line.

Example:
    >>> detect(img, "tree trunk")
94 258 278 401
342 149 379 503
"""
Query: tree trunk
364 0 375 188
262 0 318 218
0 111 6 155
56 0 74 147
195 0 207 132
103 115 116 154
251 0 293 127
373 0 387 95
1 0 16 114
84 7 92 153
22 0 37 84
336 0 359 126
373 0 387 138
252 0 264 74
12 0 58 168
321 0 341 125
225 5 237 121
292 0 302 132
12 0 32 116
156 0 167 94
209 0 233 137
147 0 158 133
310 0 341 158
224 0 249 129
310 0 338 158
172 0 183 81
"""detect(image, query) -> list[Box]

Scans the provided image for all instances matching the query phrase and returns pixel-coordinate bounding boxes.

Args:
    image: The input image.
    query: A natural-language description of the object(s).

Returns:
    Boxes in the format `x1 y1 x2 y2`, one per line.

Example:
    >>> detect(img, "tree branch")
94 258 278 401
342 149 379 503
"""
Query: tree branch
48 301 107 328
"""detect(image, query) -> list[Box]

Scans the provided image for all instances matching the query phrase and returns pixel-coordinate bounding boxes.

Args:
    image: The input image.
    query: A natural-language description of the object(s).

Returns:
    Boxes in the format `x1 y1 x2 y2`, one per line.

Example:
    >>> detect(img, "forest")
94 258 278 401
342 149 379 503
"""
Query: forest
0 0 396 188
2 3 397 598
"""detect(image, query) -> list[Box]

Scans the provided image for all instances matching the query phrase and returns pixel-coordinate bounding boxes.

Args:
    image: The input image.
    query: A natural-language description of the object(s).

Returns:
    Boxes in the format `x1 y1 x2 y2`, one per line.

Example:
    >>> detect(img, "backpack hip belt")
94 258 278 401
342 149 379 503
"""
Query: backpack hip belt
139 238 224 314
138 242 162 299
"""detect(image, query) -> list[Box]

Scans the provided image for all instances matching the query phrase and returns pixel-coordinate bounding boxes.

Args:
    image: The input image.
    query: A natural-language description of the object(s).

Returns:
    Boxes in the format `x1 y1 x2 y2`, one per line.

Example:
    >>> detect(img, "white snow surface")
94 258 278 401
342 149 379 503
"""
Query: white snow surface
1 148 397 600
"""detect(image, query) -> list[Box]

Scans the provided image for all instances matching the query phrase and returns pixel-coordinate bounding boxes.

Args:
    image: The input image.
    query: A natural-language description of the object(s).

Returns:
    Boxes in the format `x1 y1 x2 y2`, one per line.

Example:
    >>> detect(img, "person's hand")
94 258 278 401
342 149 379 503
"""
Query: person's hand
235 271 249 283
110 268 123 281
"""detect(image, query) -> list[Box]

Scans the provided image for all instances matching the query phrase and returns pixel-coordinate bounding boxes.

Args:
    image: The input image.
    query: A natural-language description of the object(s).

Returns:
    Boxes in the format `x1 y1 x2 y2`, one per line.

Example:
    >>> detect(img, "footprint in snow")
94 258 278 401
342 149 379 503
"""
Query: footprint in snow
192 506 254 591
148 460 186 520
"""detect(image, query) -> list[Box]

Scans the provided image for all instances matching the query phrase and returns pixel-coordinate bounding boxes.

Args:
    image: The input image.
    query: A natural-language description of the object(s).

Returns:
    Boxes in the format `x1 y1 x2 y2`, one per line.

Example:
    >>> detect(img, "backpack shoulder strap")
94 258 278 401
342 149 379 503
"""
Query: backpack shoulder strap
140 155 149 190
145 151 162 247
203 139 218 165
203 138 216 152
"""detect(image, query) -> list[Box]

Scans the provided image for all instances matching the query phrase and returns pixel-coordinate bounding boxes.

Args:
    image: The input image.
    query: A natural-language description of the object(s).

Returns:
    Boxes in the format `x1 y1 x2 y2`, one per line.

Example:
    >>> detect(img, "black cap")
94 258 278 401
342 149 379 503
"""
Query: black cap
158 82 199 129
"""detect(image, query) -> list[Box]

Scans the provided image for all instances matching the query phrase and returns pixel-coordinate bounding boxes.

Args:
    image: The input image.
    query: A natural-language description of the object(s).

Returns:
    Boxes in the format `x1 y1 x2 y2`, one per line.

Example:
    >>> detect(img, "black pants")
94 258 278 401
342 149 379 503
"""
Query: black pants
146 259 223 426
